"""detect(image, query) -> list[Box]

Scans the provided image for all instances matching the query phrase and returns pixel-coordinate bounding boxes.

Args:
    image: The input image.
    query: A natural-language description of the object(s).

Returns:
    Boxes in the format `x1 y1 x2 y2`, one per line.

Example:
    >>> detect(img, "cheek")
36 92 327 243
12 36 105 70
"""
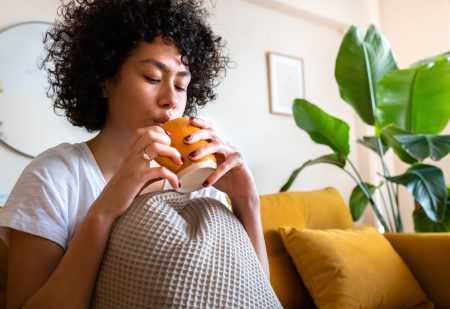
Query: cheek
178 98 188 114
121 80 156 104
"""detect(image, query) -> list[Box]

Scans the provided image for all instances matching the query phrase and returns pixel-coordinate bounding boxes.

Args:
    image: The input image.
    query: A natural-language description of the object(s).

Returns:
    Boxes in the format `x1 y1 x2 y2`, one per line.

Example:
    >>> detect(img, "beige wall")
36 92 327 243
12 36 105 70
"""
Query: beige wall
1 0 448 229
0 0 59 200
203 0 377 200
0 0 381 204
378 0 450 231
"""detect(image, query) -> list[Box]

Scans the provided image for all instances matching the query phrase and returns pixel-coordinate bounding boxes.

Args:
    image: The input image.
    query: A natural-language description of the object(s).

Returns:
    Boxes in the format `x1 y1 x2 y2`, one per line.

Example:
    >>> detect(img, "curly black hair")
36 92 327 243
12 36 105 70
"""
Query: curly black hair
42 0 229 132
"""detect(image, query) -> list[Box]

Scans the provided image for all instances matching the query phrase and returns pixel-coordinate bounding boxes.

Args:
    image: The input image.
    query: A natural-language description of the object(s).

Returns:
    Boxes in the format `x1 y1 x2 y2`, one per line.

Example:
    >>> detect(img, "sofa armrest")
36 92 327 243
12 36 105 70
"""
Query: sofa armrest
384 233 450 308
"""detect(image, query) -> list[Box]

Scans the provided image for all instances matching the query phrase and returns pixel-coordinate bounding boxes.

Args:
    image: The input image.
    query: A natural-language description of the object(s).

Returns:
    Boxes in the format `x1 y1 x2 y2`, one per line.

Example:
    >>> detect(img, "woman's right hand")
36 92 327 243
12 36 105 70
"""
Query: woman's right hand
93 126 183 221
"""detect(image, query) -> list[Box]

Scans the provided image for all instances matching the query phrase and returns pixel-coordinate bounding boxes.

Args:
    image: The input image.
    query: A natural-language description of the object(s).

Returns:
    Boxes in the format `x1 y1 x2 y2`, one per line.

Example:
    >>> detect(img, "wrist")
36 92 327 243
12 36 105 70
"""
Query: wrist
87 198 117 227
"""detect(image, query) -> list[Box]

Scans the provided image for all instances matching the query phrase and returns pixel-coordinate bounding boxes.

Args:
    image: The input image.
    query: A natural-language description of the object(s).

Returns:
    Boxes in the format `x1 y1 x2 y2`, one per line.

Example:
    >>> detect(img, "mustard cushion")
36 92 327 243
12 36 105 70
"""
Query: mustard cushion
279 226 434 309
259 188 353 308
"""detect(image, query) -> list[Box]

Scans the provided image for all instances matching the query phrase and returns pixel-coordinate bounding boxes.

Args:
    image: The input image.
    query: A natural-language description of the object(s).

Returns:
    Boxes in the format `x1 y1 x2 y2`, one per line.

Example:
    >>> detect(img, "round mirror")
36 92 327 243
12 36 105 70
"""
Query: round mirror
0 22 95 158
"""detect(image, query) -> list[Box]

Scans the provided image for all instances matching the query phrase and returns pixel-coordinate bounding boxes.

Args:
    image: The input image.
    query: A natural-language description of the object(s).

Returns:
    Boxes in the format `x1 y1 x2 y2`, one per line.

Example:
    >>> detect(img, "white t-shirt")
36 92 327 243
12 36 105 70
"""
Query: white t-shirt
0 143 229 249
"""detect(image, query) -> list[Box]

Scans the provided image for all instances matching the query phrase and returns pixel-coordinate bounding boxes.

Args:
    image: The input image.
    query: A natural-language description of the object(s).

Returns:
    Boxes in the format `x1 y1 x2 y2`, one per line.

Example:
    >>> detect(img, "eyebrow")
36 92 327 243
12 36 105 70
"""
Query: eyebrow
140 58 191 77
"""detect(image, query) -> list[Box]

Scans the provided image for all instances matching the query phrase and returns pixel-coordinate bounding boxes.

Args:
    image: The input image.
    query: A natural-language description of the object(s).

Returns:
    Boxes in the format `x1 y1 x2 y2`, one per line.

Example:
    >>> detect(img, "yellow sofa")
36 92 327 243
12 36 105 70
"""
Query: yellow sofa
0 187 449 308
259 187 450 309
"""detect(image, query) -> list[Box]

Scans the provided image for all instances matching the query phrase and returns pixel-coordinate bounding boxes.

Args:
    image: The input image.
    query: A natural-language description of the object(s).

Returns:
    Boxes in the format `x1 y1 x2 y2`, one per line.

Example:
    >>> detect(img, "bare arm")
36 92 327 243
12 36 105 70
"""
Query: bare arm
6 127 183 309
230 195 270 279
7 205 114 309
185 117 270 279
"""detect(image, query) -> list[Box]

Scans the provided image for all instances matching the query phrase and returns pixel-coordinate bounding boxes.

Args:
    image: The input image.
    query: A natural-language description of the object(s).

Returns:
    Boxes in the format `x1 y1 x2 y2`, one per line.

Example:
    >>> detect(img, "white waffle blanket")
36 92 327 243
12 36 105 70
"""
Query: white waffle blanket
92 190 282 309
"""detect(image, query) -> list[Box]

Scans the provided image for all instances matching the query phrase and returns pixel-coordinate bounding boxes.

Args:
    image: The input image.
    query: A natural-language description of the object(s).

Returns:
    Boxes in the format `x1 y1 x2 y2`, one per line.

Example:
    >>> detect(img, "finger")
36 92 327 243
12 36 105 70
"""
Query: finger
188 139 237 162
136 177 163 196
189 116 214 129
187 140 223 161
130 126 169 150
147 143 183 165
143 166 180 190
183 128 218 144
203 153 242 187
132 128 172 155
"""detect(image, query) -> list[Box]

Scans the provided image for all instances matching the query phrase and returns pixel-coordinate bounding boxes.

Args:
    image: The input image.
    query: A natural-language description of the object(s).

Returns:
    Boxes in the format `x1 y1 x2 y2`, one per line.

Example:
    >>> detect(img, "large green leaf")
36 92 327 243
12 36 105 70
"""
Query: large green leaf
386 164 447 222
349 183 376 221
357 136 389 156
414 202 450 232
376 56 450 134
293 99 350 157
412 52 450 67
335 25 397 125
395 134 450 161
280 154 345 192
380 125 417 164
414 186 450 232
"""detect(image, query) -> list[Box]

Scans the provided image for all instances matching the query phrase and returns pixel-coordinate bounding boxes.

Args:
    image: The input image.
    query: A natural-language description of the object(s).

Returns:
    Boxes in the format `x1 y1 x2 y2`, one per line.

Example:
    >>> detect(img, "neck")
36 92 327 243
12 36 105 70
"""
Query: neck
86 125 133 182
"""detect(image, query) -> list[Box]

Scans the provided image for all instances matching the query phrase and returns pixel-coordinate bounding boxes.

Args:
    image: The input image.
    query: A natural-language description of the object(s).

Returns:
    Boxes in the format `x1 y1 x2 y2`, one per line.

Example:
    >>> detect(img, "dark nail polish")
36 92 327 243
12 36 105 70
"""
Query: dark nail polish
178 182 182 188
181 157 185 163
165 130 171 136
202 180 209 187
189 150 197 157
184 135 192 141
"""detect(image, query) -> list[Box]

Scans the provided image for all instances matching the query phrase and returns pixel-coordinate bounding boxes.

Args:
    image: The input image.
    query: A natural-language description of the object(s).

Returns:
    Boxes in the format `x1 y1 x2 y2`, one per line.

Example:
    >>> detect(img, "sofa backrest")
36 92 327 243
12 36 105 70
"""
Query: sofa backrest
259 187 353 309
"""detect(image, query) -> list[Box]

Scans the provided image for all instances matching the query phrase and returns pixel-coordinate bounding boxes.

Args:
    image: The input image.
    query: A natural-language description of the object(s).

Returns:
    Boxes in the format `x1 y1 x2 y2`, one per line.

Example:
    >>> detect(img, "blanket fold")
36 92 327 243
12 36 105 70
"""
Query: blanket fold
92 190 281 309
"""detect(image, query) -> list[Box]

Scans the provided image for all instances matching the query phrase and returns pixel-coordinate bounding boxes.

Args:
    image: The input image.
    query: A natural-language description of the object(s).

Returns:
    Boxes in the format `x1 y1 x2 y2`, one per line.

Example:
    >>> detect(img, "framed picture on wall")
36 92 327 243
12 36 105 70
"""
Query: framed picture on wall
267 52 305 116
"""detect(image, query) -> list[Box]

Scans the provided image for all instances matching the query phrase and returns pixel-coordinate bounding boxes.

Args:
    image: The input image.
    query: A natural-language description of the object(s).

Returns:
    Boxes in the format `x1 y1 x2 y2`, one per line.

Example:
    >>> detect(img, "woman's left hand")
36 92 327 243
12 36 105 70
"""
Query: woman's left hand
184 117 258 202
186 118 269 277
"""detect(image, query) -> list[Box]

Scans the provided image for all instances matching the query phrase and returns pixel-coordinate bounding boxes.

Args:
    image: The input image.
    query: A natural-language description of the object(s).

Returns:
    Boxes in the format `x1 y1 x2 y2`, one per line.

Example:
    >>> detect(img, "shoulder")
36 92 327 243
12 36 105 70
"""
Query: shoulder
30 143 84 171
1 143 90 248
21 143 89 183
7 142 91 206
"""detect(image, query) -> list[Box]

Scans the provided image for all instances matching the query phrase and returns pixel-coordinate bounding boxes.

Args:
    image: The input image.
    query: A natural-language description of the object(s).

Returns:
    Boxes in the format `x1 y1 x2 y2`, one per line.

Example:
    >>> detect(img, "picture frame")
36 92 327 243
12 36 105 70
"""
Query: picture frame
267 52 305 116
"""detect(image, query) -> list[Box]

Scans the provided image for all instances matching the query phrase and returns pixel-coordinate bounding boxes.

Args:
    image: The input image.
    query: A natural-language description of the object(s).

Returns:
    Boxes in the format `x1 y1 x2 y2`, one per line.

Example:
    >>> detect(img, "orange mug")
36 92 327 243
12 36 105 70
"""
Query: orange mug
155 117 217 193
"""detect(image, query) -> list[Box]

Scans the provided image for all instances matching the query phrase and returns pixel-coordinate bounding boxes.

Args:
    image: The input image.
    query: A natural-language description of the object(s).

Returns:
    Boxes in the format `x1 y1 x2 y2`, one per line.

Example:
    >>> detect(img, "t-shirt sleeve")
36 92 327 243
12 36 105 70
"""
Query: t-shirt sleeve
195 187 231 210
0 153 72 249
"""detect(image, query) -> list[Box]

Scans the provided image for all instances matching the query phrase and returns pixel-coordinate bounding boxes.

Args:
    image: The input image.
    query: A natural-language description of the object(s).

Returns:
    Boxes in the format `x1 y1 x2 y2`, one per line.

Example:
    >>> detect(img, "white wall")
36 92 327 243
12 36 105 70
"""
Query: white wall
378 0 450 231
0 0 380 209
0 0 59 204
203 0 381 203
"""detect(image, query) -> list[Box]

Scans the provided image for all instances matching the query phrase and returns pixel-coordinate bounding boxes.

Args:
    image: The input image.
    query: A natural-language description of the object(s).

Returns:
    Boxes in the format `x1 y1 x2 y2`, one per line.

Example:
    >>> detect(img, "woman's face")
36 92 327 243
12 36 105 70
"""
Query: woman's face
103 36 191 133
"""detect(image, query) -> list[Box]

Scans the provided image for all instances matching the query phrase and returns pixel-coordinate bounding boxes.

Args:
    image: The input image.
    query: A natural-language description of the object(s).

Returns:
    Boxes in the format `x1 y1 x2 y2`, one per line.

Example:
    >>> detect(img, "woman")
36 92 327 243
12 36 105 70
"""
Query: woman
0 1 273 308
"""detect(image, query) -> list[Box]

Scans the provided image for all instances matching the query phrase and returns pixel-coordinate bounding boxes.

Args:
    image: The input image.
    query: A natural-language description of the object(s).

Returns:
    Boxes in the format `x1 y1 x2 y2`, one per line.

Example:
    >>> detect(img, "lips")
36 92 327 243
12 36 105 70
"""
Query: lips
153 116 171 126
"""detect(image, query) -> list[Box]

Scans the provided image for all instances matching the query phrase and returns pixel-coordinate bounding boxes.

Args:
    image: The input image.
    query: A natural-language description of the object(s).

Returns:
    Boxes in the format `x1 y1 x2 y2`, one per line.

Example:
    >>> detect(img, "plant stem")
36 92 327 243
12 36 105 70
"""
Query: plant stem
346 159 394 232
342 168 390 232
361 44 399 232
376 138 402 232
376 183 395 231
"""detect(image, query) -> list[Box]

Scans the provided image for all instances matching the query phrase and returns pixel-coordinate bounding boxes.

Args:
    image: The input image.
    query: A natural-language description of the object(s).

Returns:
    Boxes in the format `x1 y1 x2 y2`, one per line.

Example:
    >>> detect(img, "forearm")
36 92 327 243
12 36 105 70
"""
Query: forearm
22 201 115 309
230 195 270 279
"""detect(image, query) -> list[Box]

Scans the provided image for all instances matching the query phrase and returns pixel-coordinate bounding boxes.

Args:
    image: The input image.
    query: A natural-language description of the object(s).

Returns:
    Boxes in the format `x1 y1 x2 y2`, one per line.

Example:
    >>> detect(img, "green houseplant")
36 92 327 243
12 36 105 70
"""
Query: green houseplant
281 25 450 232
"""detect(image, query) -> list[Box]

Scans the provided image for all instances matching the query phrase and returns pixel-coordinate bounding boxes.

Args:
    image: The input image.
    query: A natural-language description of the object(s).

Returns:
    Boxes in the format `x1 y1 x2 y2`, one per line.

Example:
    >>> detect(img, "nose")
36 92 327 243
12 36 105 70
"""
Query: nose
158 83 178 110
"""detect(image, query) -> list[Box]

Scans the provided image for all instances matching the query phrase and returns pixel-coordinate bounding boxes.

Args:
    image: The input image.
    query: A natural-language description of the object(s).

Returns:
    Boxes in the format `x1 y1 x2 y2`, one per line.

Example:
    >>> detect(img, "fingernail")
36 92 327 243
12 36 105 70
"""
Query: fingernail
184 135 192 141
189 150 197 157
165 130 171 136
181 157 185 163
202 180 209 187
178 182 181 188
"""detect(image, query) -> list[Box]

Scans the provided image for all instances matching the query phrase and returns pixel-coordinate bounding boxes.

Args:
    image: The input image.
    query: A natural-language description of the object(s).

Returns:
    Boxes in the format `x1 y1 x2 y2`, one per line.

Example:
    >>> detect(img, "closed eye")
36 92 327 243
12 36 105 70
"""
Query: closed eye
175 85 186 92
144 76 160 84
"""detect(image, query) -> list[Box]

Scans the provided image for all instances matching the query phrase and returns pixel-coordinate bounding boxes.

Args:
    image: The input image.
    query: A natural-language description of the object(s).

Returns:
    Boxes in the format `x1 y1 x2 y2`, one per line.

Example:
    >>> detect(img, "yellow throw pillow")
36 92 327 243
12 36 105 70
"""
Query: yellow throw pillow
279 226 434 309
